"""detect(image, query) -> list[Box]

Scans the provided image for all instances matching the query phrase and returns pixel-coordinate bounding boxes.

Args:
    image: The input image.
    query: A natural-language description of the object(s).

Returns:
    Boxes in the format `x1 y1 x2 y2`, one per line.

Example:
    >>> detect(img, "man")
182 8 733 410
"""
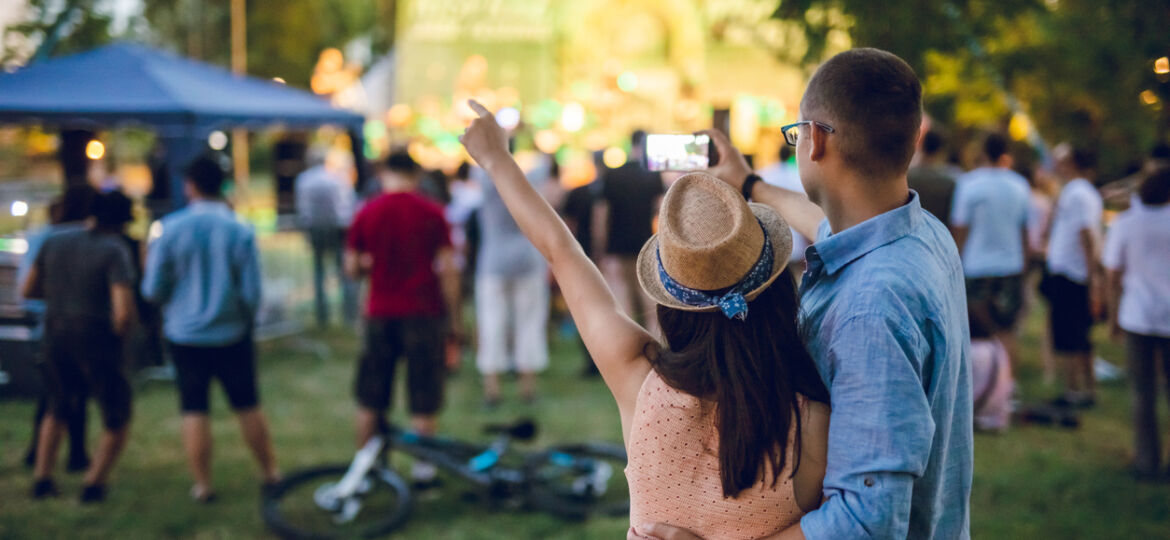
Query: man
24 191 138 503
142 157 280 502
951 133 1031 363
758 144 811 273
597 130 664 332
345 150 461 487
1044 144 1104 408
638 48 971 540
1104 166 1170 480
20 186 95 472
907 130 959 223
295 146 357 328
474 155 551 404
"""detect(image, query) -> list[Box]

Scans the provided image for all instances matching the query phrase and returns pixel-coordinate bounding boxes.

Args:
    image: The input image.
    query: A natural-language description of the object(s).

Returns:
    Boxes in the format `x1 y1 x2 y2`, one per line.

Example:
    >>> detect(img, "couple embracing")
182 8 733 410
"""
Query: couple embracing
461 48 971 540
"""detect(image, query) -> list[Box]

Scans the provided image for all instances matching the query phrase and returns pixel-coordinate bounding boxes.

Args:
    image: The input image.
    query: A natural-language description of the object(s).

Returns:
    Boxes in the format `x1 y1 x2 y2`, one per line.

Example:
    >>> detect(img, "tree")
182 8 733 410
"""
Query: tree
770 0 1170 177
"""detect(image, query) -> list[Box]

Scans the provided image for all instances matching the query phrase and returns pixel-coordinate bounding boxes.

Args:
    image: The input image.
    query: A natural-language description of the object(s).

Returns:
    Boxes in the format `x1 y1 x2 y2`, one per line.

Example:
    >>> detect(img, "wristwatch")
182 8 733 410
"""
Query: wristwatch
741 173 763 201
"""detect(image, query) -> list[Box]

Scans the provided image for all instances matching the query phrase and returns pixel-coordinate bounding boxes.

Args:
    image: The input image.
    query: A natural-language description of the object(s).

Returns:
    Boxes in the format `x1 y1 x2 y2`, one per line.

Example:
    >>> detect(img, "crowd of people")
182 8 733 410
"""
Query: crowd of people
13 44 1170 540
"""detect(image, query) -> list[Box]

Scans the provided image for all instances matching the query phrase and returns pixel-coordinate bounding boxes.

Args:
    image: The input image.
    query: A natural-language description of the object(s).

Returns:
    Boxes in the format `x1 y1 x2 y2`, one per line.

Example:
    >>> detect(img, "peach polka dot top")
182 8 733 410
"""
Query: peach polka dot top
626 369 804 540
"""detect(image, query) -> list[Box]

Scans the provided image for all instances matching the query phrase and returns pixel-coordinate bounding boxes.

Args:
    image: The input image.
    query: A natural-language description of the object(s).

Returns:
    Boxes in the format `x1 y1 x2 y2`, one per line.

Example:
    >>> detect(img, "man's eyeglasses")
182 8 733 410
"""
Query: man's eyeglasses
780 121 836 146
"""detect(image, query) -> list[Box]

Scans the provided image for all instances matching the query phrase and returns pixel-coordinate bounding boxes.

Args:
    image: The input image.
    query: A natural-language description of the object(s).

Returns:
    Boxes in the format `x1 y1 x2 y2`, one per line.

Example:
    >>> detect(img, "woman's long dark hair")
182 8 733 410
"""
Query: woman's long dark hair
647 269 830 498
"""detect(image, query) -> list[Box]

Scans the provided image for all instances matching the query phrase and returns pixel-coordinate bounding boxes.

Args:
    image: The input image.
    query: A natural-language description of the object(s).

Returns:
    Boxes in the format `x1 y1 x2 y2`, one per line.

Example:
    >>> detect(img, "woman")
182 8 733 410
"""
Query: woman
461 101 830 539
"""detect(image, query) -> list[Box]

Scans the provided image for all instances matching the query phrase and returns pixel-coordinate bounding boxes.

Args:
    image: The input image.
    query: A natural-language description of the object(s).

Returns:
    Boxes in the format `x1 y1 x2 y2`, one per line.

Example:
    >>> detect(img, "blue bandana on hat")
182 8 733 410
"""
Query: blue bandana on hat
655 219 774 321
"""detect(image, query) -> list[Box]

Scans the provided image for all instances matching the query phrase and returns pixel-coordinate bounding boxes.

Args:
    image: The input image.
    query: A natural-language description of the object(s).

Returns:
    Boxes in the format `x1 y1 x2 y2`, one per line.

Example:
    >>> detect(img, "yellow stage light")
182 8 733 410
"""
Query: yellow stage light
10 200 28 217
208 131 228 150
1140 90 1159 106
1155 57 1169 75
561 102 586 133
387 104 413 127
85 140 105 160
535 130 563 154
603 147 627 168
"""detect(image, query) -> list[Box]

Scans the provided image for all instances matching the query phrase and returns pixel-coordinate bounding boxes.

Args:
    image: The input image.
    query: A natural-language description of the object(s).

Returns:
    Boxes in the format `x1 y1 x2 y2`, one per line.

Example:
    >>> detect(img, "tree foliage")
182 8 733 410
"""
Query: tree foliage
771 0 1170 176
139 0 390 88
2 0 113 65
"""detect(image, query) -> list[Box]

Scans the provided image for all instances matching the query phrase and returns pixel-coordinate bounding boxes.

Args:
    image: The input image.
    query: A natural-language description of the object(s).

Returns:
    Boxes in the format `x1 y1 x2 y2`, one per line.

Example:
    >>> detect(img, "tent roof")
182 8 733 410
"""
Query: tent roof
0 42 364 133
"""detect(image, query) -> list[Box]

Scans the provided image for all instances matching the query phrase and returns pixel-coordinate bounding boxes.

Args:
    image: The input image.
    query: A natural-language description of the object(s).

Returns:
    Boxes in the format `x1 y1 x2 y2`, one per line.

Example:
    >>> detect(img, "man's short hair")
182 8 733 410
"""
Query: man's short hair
1139 166 1170 206
921 130 945 156
385 150 420 176
631 129 647 150
1070 147 1098 173
1151 144 1170 161
801 48 922 180
185 156 226 197
91 190 134 227
983 133 1008 162
59 184 96 223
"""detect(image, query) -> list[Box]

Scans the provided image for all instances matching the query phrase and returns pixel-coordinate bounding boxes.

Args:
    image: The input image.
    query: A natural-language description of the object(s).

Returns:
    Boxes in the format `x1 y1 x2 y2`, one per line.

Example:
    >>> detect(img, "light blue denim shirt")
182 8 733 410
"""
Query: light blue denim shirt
798 192 972 540
142 201 261 347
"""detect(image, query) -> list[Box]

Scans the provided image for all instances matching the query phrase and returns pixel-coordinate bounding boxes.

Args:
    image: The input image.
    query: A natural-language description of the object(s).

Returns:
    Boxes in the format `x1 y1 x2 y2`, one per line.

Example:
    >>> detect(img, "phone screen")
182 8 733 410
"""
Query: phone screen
644 133 712 172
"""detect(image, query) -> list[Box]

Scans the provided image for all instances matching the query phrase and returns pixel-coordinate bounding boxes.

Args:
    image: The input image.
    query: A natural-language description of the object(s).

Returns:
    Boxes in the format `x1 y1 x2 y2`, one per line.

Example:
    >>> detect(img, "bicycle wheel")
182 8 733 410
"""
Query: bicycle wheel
261 463 412 539
525 443 629 520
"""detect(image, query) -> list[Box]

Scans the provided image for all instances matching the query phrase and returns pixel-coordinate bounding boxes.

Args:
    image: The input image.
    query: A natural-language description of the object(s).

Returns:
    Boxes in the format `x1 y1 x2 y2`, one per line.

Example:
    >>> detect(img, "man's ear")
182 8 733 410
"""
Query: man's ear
809 123 829 163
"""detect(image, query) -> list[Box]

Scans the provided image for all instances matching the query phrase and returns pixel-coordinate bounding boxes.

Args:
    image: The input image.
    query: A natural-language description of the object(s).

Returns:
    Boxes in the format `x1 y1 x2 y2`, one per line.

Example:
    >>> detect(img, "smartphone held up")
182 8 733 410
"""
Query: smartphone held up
643 133 718 172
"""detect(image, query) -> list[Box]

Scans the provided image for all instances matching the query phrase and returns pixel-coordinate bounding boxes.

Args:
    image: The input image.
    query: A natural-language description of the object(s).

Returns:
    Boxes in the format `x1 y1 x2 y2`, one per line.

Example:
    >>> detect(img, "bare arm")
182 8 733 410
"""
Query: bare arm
1107 268 1124 340
436 247 463 338
1080 227 1104 318
701 129 825 241
951 226 969 257
344 249 368 280
22 264 43 300
592 201 610 262
110 282 136 337
461 100 654 424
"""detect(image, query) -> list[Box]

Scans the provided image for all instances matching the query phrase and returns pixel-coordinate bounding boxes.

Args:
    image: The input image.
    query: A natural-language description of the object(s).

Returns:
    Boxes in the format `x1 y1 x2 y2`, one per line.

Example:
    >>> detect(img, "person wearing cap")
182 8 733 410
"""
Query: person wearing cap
650 49 972 539
462 100 831 540
23 190 139 503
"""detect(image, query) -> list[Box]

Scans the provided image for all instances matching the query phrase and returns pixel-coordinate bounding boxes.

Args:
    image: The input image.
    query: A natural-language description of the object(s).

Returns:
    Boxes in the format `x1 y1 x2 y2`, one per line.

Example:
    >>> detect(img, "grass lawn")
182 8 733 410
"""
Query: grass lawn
2 308 1169 539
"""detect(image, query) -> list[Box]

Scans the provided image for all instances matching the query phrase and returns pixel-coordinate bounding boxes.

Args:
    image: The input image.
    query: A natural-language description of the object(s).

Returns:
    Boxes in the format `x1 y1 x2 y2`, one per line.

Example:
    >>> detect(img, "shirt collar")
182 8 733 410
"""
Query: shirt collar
811 191 922 276
188 200 231 214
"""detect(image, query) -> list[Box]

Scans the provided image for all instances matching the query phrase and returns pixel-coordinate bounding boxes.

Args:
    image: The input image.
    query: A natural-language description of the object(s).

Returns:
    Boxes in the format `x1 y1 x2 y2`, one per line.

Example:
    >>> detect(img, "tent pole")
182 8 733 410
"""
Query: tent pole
230 0 250 198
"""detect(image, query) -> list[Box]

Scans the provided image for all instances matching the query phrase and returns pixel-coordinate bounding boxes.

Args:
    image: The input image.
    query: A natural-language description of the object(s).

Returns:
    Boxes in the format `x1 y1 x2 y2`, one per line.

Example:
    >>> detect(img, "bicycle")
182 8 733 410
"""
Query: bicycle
261 419 629 539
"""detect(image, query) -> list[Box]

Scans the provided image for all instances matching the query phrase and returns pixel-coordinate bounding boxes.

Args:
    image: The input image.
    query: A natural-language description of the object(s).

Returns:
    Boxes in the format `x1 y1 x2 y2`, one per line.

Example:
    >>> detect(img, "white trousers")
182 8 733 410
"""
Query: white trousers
475 271 550 375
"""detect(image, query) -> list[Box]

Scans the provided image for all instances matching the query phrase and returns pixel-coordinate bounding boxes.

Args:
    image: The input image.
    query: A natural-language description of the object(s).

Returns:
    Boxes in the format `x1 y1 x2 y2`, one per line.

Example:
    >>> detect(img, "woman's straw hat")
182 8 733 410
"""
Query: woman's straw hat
636 172 793 318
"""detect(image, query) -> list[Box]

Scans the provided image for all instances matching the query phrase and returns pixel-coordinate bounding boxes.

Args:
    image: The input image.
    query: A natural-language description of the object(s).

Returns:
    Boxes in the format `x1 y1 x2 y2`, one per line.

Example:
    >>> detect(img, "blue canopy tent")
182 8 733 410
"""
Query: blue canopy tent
0 42 368 212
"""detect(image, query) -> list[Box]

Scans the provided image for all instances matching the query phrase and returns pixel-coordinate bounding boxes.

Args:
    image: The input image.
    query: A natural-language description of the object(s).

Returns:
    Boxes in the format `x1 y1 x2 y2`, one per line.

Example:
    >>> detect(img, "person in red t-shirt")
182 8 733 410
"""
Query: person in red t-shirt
345 151 462 486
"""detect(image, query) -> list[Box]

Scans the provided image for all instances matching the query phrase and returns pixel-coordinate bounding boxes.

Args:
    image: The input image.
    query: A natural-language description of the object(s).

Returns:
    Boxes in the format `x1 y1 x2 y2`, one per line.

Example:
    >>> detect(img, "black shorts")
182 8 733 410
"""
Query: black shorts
355 317 444 415
169 336 260 414
1043 274 1093 353
966 274 1024 330
43 319 132 430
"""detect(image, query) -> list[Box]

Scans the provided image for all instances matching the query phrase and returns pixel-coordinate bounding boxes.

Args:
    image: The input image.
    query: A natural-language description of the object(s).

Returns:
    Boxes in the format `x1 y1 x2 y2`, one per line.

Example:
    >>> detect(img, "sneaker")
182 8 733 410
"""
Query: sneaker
410 462 440 490
79 484 106 503
31 478 59 499
190 485 218 504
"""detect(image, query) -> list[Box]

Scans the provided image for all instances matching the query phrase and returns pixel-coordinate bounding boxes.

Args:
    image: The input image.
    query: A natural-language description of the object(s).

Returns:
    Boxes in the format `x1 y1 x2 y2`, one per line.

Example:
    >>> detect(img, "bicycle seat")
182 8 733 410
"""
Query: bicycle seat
483 418 538 441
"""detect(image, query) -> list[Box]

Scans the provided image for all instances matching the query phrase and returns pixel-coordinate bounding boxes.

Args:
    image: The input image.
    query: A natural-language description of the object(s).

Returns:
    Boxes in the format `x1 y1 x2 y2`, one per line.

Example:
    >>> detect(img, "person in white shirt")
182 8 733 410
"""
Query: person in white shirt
757 144 809 274
1042 144 1104 408
951 134 1031 363
295 147 357 328
1103 166 1170 479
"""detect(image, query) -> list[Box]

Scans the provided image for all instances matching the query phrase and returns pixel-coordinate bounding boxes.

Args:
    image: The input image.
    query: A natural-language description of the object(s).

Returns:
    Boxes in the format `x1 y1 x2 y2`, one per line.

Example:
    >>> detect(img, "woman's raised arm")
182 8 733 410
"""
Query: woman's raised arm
460 100 653 419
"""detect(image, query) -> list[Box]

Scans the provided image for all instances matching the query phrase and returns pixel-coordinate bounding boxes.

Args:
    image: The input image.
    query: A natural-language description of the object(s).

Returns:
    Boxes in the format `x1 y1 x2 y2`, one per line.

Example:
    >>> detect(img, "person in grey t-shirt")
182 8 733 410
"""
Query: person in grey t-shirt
24 190 138 503
473 156 551 405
